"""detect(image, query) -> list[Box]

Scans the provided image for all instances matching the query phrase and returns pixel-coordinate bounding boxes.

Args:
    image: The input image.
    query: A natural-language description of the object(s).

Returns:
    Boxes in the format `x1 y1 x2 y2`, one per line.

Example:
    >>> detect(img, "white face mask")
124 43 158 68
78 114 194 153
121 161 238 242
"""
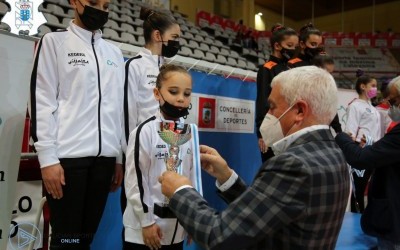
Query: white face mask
259 103 296 148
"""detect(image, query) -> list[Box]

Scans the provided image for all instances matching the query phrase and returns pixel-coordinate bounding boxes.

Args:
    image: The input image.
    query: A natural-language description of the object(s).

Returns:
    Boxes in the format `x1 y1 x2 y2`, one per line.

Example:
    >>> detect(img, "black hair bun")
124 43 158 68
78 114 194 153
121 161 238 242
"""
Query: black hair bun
140 7 154 20
271 23 285 33
356 69 364 78
300 22 315 33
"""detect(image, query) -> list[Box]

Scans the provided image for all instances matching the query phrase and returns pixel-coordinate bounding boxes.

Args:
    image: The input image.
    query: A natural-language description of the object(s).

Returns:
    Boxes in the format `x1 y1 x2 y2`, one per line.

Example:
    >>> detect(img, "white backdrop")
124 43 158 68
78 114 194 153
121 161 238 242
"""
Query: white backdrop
336 88 358 131
0 32 35 249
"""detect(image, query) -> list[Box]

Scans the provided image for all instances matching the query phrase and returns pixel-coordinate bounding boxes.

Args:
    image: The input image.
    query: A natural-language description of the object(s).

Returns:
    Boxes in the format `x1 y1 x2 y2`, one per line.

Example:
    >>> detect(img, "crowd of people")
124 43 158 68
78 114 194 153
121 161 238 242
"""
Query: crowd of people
28 0 400 249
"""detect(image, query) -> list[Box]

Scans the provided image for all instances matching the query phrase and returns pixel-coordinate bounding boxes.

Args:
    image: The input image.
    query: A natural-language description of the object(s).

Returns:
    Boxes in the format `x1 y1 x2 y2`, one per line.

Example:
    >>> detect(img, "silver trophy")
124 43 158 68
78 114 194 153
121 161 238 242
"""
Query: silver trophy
154 121 192 218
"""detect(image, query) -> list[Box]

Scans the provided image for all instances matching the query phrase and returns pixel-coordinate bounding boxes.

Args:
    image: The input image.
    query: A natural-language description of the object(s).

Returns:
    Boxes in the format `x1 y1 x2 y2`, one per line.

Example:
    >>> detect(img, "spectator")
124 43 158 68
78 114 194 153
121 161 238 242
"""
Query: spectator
256 23 298 162
344 69 381 213
289 23 324 67
335 76 400 249
376 79 393 137
159 66 350 250
313 54 342 134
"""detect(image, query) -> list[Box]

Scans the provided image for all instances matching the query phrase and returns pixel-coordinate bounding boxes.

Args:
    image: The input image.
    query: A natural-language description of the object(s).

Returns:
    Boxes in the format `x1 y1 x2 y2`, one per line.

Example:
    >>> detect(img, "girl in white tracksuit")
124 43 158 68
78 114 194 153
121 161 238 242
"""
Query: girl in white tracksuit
29 0 124 249
123 65 202 250
344 70 381 214
123 7 181 148
121 6 181 219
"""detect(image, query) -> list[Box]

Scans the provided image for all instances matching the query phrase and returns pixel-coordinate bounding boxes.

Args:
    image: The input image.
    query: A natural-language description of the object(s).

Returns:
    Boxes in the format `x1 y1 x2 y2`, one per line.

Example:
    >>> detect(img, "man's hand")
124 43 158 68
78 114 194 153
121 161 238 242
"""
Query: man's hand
41 163 65 199
110 163 123 192
200 145 233 184
158 172 192 198
360 134 367 148
142 223 162 250
258 138 267 153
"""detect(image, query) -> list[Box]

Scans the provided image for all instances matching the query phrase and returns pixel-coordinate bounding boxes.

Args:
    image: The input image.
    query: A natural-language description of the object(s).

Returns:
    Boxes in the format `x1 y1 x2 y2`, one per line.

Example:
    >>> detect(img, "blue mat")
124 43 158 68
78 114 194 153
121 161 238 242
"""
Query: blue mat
336 212 377 249
92 190 377 250
91 188 197 250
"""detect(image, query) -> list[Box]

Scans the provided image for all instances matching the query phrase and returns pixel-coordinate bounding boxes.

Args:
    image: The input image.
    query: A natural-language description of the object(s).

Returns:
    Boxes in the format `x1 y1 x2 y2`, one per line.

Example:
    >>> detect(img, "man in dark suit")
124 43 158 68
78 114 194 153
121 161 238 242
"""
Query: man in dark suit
335 76 400 249
158 66 350 250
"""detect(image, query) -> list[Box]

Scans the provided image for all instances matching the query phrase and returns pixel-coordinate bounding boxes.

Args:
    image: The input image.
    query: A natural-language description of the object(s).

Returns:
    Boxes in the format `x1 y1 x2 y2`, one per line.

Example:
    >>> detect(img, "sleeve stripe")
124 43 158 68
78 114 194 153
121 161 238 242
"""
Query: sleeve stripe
30 34 47 143
134 116 156 213
124 55 142 145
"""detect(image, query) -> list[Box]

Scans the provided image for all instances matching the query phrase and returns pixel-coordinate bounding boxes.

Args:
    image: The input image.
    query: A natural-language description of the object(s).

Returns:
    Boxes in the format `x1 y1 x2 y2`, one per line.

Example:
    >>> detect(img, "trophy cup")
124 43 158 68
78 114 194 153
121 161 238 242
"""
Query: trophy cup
154 121 192 218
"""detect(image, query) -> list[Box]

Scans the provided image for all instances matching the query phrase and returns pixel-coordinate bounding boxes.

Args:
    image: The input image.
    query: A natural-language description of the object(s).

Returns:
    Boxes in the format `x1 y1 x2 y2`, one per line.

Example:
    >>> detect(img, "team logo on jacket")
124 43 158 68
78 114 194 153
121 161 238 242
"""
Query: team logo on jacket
68 53 86 57
148 80 156 86
155 151 168 160
2 0 46 36
68 58 89 66
67 53 89 66
107 59 118 68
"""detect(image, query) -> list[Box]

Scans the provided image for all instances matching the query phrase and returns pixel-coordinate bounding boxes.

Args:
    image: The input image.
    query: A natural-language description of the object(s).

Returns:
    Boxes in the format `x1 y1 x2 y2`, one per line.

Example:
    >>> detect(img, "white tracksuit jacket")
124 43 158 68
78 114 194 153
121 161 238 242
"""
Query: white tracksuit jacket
123 48 164 151
344 98 381 143
123 113 202 245
30 21 124 168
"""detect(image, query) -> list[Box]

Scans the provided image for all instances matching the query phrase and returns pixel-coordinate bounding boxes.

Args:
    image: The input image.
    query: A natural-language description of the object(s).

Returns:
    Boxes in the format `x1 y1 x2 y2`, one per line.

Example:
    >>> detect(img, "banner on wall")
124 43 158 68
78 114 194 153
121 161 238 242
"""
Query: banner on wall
0 33 35 250
325 47 400 73
186 94 255 133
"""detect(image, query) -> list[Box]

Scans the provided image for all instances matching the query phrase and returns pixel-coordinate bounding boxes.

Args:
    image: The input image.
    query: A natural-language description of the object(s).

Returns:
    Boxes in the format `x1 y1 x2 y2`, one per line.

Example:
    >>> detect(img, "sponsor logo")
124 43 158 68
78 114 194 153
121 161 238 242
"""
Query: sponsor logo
156 145 166 148
154 151 168 160
68 53 86 57
198 97 216 128
2 0 46 36
352 169 366 178
68 58 89 66
8 222 42 249
148 80 156 86
107 59 118 68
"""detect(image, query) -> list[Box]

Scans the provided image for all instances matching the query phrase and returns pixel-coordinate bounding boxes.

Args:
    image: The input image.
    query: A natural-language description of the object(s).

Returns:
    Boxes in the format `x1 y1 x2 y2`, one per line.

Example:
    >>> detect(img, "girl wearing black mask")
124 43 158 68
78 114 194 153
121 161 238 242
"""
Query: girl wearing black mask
288 23 324 67
256 24 298 162
30 0 124 249
289 24 343 136
124 8 181 144
121 6 181 219
123 64 202 250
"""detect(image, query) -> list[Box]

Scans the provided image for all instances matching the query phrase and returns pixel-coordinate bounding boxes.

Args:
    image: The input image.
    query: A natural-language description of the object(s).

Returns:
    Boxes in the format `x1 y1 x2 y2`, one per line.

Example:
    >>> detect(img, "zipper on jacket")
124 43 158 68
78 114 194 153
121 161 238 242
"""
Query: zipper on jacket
92 33 102 156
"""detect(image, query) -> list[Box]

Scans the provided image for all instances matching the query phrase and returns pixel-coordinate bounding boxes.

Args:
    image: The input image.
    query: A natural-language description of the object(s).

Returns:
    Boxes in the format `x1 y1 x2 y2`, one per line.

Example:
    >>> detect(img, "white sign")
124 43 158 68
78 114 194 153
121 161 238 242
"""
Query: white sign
336 88 358 131
2 0 46 35
8 181 44 250
186 94 255 134
326 47 400 73
0 33 34 250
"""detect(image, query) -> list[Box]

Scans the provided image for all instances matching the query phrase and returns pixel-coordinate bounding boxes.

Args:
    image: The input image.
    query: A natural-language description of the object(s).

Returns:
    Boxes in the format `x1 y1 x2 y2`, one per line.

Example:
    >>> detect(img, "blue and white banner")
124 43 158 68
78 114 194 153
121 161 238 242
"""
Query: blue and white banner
186 71 260 212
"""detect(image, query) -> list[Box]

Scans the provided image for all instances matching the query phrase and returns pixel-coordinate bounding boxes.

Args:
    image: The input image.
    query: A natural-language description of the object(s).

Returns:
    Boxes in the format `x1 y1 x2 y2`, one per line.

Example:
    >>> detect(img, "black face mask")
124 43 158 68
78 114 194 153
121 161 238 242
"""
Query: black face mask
280 48 296 60
161 40 180 58
304 47 324 59
77 0 109 31
159 93 189 118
